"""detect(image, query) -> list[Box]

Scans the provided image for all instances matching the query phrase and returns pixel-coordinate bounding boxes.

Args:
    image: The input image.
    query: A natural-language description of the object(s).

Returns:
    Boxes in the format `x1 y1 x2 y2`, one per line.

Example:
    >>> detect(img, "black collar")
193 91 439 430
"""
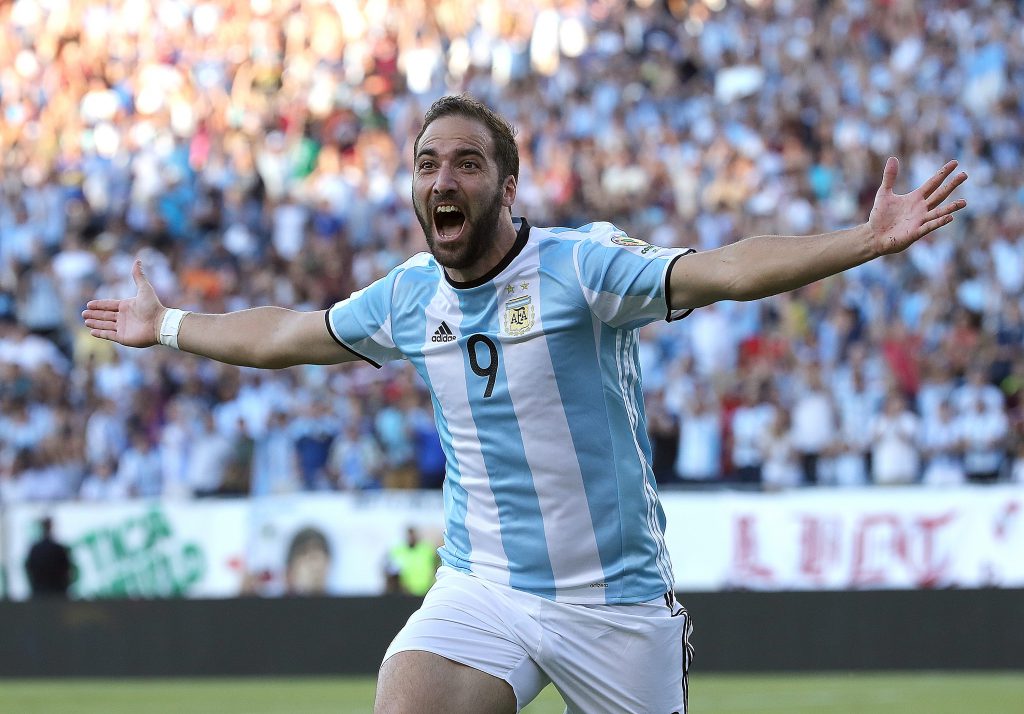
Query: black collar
444 217 531 289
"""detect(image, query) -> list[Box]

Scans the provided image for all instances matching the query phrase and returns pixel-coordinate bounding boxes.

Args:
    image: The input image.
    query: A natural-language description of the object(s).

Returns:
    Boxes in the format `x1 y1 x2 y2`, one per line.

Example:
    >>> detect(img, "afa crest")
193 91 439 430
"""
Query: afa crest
503 295 534 336
612 233 661 255
611 234 649 247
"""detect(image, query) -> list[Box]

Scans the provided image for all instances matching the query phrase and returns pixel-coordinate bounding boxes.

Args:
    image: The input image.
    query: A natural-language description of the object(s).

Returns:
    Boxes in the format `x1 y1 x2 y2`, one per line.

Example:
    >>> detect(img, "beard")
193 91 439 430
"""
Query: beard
414 183 505 272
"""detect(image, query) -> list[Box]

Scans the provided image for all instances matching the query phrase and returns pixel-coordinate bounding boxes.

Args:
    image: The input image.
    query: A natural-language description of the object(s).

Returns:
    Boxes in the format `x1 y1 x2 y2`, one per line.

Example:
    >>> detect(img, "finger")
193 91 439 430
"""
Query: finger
926 172 968 210
918 160 959 199
86 299 123 311
925 199 968 223
89 329 119 342
82 309 121 321
84 319 118 331
879 156 899 192
918 213 955 238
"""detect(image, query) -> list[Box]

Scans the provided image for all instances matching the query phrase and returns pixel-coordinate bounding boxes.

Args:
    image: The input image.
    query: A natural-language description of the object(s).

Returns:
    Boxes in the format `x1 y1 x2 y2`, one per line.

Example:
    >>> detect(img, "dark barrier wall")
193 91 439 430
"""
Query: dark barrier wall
2 589 1022 677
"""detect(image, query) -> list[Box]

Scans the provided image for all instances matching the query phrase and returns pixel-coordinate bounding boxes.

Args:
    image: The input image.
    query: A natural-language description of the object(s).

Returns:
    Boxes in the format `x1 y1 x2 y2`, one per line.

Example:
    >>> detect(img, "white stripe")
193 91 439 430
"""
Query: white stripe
373 315 396 350
497 245 606 599
625 330 675 586
615 329 673 590
581 287 660 327
421 283 510 584
623 330 674 583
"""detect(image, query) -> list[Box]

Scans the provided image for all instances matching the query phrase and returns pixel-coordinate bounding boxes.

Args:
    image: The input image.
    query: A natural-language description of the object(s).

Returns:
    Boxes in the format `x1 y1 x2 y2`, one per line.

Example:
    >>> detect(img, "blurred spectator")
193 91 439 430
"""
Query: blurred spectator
158 398 194 499
920 401 966 487
0 394 54 455
672 381 721 483
291 399 339 491
375 393 418 489
952 366 1006 416
0 449 24 503
326 419 383 491
9 440 76 502
385 526 438 596
284 526 332 597
870 392 921 486
84 398 127 473
958 396 1009 484
251 409 301 497
790 364 836 485
116 428 163 498
407 392 445 489
220 416 255 495
917 358 956 427
728 379 775 486
79 458 129 501
761 409 801 491
24 516 75 598
646 387 679 485
830 368 881 487
188 412 234 497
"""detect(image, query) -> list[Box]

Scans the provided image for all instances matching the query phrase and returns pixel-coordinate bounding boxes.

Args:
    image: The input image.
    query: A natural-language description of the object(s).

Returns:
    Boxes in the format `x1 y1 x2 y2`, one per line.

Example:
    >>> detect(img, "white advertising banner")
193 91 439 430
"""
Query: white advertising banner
242 491 444 597
5 500 248 600
3 486 1021 598
663 485 1024 591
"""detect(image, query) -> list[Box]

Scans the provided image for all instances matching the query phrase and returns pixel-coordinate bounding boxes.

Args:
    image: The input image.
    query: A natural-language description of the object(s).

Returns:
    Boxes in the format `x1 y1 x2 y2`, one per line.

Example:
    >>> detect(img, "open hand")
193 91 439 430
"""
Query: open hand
82 260 166 347
869 157 967 256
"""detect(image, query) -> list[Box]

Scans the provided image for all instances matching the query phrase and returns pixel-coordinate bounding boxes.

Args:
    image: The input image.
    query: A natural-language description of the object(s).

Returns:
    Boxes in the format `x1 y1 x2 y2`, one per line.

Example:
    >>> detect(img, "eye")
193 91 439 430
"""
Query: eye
461 160 479 170
417 160 436 171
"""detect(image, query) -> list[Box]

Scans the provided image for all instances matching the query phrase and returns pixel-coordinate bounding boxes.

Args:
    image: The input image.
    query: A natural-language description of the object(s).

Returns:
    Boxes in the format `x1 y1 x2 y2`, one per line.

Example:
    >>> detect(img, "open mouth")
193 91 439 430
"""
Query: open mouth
434 204 467 241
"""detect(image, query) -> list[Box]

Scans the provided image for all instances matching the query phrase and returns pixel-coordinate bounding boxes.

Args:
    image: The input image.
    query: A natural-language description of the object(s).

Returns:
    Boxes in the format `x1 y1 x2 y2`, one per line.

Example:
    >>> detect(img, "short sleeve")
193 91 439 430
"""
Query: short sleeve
572 222 695 330
326 270 405 368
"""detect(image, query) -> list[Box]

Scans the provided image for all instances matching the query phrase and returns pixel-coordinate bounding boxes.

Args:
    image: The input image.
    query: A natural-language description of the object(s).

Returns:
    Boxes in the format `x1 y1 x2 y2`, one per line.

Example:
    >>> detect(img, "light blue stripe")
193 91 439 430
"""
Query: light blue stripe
621 329 673 590
390 274 473 566
432 388 472 569
601 322 670 597
456 286 556 596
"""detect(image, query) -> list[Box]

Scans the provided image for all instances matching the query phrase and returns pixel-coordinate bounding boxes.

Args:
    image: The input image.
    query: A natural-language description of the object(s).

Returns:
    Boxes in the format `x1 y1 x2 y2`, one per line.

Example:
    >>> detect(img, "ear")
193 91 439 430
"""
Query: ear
501 175 517 209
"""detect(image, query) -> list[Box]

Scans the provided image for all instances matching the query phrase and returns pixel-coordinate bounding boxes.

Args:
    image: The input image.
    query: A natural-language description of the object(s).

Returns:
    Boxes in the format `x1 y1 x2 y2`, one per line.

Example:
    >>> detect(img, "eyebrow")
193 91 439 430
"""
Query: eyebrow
415 147 488 162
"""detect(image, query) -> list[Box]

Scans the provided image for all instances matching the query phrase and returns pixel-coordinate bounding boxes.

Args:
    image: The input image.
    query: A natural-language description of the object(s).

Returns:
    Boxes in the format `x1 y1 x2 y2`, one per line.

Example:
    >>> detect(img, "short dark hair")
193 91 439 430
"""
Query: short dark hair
287 527 330 565
414 94 519 183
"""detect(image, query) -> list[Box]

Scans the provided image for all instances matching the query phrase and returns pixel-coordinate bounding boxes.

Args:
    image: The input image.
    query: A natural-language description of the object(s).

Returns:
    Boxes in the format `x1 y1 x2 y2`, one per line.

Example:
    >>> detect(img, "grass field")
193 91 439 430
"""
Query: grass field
0 673 1021 713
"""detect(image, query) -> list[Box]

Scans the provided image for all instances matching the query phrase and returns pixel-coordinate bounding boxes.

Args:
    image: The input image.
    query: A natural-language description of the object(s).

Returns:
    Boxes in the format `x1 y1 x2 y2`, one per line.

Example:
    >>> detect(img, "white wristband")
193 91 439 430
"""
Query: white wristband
158 308 190 350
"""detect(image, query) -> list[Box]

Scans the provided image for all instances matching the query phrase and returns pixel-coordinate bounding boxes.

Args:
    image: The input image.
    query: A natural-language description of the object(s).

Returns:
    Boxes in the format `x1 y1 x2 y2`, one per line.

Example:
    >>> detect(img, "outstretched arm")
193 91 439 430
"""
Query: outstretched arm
82 261 358 369
668 157 968 310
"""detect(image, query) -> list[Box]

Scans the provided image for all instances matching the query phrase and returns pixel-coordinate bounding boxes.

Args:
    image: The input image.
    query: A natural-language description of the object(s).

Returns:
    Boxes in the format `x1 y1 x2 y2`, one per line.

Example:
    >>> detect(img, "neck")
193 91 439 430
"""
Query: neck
444 212 520 284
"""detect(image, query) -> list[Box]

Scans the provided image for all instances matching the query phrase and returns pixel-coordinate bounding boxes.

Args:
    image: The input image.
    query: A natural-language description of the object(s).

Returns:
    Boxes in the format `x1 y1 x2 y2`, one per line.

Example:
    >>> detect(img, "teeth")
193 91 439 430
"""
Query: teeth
435 205 461 214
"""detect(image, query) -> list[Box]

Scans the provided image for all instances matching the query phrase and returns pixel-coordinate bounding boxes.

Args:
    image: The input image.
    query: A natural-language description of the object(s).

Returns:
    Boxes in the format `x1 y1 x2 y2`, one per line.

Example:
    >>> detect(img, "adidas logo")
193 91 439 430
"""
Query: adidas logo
431 322 456 343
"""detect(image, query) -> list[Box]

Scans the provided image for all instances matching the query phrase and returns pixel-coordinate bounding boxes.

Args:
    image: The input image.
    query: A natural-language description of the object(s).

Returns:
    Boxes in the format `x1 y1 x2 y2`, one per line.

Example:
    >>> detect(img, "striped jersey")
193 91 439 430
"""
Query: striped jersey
327 218 694 603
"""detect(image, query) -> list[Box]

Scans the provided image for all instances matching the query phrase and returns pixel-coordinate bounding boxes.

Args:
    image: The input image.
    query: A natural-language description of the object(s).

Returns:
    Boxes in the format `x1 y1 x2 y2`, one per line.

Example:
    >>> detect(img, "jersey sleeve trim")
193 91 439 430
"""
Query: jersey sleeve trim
323 309 383 368
665 248 697 323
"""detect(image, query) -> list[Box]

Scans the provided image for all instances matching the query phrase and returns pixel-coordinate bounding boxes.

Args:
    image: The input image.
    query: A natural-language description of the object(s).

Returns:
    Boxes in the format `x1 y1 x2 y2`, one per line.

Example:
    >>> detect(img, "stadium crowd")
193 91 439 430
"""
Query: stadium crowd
1 0 1022 503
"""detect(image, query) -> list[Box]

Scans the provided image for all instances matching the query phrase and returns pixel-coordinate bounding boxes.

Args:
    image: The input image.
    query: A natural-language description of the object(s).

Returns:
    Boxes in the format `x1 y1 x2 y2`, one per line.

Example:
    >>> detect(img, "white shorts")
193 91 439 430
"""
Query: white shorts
383 566 694 713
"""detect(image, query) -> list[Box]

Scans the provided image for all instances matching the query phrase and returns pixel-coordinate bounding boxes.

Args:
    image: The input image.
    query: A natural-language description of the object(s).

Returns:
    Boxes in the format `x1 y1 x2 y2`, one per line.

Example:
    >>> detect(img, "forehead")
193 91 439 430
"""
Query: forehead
416 115 494 159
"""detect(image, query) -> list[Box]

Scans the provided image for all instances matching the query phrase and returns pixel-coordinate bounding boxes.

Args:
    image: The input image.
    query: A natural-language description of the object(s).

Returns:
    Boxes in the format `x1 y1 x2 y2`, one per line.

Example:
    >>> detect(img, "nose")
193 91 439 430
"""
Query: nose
433 162 457 194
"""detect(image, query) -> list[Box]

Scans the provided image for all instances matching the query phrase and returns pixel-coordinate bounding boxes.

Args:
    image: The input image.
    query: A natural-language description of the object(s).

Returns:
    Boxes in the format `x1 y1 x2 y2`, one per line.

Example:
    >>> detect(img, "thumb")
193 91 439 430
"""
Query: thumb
879 156 899 192
132 260 151 290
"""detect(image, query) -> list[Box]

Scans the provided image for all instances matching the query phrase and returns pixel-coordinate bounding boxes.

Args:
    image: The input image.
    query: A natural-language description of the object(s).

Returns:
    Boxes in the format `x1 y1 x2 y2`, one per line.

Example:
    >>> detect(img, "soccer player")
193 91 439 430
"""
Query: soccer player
83 95 967 713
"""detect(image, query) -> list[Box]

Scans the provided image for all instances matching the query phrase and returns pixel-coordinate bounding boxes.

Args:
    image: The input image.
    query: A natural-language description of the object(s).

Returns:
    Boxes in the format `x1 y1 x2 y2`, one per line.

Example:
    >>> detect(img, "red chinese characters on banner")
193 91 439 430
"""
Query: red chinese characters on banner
850 512 956 588
731 515 775 586
728 509 962 589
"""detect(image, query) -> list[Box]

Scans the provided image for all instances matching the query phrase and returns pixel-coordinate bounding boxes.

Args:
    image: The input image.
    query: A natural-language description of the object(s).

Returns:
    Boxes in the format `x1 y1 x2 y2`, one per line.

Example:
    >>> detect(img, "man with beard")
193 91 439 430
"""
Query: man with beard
83 94 967 713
